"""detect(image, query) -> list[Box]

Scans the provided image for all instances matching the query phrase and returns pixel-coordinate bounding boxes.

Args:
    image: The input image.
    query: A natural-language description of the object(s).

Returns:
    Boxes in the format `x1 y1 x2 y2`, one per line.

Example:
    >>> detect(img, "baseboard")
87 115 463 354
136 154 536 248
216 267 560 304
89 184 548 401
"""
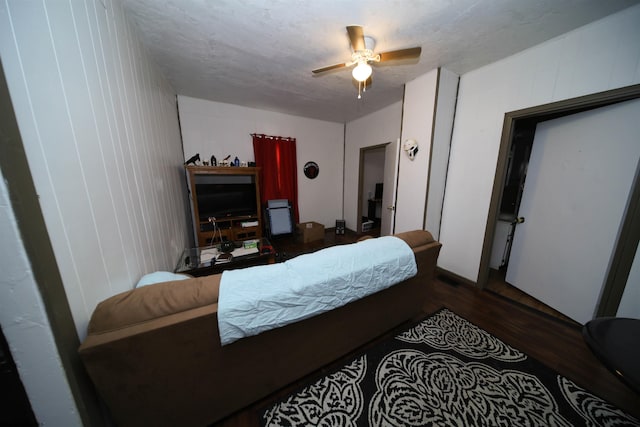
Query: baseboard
435 267 478 288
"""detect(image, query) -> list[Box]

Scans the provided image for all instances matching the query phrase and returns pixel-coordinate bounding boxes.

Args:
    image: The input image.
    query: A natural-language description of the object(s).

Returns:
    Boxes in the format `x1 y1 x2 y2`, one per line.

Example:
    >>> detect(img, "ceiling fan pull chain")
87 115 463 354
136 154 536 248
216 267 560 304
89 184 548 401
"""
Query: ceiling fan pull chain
357 80 362 99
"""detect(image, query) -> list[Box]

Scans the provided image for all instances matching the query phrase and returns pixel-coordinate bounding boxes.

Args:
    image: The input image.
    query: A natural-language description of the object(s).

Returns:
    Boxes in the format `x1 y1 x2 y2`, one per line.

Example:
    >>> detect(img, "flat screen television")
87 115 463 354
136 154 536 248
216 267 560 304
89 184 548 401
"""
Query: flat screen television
195 183 257 221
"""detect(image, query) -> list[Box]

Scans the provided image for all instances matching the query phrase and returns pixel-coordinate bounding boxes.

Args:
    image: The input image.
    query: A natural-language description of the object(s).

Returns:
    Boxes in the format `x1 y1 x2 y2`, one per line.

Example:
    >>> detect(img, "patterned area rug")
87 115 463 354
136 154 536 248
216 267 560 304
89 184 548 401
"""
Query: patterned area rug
260 308 639 426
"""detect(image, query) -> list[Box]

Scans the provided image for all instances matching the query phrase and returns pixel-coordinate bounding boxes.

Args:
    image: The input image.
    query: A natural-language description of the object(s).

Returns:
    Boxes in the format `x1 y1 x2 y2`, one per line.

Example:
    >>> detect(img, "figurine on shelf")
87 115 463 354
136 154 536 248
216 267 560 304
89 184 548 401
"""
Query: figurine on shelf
184 153 200 166
210 155 217 166
234 157 240 166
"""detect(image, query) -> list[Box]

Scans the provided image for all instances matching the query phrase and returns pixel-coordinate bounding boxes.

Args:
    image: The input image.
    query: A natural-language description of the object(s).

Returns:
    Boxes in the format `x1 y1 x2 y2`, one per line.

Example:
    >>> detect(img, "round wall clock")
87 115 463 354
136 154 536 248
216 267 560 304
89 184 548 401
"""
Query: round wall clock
304 161 319 179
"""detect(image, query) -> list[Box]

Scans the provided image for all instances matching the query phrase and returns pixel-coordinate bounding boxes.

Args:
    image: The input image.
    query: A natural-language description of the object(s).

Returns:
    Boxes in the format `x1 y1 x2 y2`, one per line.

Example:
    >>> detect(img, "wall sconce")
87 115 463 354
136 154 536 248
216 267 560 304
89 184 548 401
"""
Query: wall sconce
403 139 419 160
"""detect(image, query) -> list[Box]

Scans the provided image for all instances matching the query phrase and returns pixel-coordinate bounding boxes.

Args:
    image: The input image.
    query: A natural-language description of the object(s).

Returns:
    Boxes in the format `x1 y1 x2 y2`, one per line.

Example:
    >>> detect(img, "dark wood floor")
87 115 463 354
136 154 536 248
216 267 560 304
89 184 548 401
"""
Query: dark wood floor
486 267 579 324
215 230 640 425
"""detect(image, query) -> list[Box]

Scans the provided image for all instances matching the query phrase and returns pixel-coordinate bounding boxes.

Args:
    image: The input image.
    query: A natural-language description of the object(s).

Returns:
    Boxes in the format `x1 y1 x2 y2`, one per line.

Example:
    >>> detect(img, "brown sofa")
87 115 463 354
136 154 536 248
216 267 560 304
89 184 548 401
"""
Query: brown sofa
78 230 441 426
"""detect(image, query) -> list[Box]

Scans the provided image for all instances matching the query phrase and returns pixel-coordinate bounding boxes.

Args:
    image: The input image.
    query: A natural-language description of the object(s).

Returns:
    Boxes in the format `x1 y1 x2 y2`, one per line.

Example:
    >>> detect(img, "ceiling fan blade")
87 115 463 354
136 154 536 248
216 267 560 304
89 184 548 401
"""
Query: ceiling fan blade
378 47 422 62
312 63 347 74
347 25 366 51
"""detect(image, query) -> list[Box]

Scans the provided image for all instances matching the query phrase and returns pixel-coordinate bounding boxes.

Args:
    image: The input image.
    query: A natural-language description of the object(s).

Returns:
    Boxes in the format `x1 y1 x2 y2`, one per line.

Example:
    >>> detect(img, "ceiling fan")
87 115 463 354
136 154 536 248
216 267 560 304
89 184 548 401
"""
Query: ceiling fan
312 25 422 98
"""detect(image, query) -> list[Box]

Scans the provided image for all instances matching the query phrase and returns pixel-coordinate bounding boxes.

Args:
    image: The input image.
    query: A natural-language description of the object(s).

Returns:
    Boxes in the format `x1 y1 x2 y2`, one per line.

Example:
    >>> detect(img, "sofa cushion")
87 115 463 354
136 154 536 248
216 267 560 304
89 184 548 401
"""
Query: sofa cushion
88 275 221 334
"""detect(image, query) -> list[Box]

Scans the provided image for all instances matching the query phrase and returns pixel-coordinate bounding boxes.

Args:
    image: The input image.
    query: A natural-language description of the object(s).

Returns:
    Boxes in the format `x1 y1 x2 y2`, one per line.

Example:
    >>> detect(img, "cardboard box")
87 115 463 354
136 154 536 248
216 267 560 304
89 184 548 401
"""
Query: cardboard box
296 221 325 243
361 220 374 232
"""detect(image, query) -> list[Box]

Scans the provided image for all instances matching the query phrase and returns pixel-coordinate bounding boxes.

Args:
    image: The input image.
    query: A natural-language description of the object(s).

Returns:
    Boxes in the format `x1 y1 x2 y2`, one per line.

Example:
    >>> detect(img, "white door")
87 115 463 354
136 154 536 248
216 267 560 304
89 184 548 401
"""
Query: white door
380 139 400 236
506 99 640 324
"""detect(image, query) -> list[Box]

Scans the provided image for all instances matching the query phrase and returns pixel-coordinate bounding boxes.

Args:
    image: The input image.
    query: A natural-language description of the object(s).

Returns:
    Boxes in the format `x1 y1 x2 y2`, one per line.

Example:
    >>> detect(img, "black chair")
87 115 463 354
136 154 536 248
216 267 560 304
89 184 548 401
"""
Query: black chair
582 317 640 393
264 199 294 239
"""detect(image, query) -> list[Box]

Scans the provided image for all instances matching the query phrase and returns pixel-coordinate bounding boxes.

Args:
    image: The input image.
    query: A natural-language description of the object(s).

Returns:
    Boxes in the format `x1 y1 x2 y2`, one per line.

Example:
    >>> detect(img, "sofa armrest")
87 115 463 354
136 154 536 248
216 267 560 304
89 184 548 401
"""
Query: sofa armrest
87 275 221 334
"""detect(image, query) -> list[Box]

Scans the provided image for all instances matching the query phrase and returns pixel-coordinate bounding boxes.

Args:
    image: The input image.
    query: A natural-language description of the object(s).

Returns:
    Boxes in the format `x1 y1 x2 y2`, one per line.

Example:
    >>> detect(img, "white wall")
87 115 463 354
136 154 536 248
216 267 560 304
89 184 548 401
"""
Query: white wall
344 102 402 231
1 0 189 423
439 4 640 281
178 96 344 228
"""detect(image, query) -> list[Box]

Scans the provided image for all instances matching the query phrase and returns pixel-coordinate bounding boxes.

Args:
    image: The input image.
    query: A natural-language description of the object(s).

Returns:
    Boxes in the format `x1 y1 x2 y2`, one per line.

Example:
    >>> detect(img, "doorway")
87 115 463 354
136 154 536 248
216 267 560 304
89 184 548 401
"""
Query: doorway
357 141 400 237
358 145 385 236
489 120 535 272
480 84 640 319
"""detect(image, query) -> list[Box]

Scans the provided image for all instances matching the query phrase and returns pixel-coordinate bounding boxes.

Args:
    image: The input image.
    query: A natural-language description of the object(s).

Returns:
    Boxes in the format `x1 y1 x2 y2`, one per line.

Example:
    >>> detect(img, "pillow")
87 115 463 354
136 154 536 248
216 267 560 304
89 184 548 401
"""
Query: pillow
135 271 191 288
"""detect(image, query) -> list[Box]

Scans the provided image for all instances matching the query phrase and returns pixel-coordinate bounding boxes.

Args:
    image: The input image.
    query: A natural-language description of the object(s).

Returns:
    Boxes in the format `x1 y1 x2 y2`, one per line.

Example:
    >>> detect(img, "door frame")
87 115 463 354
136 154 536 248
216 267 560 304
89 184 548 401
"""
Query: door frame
479 84 640 316
357 143 388 234
381 139 401 236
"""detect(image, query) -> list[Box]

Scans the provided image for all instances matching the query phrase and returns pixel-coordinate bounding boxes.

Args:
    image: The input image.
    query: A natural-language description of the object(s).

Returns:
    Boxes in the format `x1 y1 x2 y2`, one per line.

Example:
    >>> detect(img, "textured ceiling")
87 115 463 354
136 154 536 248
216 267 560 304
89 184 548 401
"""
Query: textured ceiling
121 0 638 123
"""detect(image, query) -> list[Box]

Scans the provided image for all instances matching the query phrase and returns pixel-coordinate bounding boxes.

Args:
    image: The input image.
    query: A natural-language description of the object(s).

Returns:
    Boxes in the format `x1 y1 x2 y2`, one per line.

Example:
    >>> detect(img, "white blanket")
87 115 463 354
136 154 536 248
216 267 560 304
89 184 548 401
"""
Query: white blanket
217 236 417 346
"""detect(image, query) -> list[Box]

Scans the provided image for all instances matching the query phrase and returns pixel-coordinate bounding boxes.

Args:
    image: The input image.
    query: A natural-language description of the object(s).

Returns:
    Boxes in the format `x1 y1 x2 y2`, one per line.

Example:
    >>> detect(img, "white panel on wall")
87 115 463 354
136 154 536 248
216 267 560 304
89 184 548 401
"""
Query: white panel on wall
425 68 459 239
344 102 403 231
178 95 345 228
438 4 640 282
395 69 438 234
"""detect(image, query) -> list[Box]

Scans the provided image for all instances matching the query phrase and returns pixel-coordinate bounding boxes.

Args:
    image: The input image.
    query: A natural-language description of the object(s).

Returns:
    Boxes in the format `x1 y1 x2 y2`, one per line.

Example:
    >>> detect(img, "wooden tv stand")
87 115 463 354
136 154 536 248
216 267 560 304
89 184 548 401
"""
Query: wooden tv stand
186 166 262 247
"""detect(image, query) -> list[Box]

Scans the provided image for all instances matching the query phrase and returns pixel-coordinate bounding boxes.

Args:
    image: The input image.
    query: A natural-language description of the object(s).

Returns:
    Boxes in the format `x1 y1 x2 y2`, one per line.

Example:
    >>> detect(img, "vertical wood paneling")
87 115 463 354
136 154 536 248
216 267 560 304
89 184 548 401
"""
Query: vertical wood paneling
95 0 146 279
5 2 94 324
45 2 114 310
1 0 189 339
109 0 151 274
76 0 135 284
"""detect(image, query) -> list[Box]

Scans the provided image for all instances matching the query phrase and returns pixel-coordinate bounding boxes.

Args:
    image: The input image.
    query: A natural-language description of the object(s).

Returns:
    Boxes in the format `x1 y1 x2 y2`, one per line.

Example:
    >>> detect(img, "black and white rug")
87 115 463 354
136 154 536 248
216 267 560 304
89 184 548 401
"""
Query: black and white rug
260 308 639 426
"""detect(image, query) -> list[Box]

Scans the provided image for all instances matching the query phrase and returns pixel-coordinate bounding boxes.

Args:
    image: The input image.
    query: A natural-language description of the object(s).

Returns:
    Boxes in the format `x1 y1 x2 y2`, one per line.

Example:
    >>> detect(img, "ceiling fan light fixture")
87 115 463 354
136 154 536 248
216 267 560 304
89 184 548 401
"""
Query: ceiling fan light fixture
352 61 372 82
312 26 421 99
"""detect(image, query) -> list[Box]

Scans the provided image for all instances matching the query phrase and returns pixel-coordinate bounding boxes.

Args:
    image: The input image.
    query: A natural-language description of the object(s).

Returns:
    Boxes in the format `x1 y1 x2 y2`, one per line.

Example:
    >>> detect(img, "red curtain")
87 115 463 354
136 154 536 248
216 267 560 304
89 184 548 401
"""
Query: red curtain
252 134 299 223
